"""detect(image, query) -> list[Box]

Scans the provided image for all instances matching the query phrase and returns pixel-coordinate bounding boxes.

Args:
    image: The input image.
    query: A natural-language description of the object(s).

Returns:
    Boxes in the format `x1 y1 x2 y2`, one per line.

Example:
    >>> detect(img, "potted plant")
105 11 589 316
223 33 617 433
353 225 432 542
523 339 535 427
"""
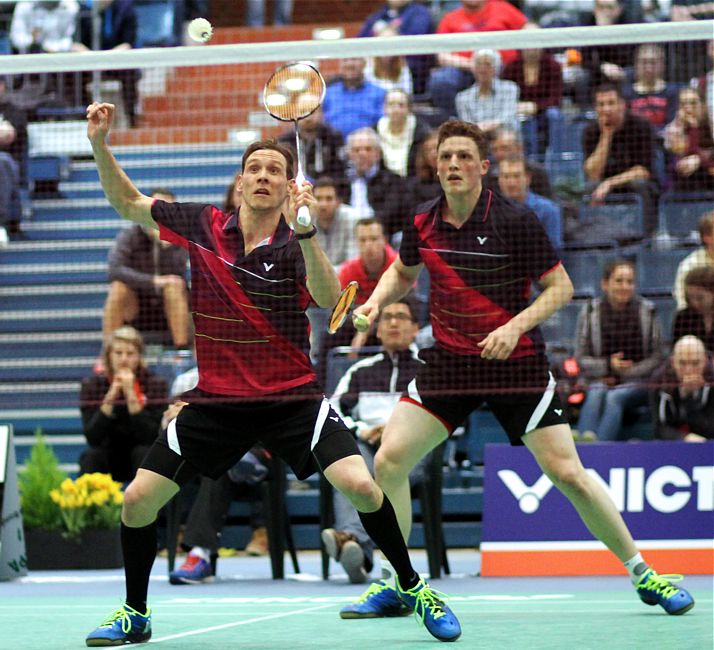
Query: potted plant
19 433 124 570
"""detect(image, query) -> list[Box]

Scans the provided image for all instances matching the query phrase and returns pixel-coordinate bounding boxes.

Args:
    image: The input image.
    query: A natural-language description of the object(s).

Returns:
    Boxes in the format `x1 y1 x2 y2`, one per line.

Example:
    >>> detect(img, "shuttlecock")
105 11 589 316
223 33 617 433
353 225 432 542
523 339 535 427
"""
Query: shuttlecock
188 17 213 43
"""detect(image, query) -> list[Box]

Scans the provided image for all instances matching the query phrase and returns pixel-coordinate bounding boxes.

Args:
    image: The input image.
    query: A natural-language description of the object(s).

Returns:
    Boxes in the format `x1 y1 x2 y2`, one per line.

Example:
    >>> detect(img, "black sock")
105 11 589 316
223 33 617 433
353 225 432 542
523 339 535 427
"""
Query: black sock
121 522 157 614
357 494 419 590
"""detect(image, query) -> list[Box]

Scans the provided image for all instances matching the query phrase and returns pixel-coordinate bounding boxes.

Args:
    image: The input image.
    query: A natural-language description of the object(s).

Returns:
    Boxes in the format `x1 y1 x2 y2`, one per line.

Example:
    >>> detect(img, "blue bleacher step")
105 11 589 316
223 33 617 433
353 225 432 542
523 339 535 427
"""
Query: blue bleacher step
111 143 247 162
0 307 102 333
0 331 103 361
14 434 85 470
0 260 107 285
59 177 233 200
0 239 113 264
0 355 96 382
1 407 82 436
0 381 80 410
0 283 108 310
20 218 125 241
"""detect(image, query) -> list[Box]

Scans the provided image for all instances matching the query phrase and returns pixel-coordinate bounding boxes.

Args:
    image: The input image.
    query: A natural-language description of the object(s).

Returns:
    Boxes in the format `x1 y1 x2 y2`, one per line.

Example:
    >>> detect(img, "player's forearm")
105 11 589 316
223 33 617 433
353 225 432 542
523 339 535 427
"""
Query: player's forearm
509 279 573 335
364 263 413 311
301 238 341 308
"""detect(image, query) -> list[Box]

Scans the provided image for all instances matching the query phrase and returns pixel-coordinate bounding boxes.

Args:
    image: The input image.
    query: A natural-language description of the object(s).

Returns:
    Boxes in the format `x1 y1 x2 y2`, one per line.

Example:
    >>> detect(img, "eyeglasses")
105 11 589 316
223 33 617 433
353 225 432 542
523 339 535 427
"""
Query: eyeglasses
379 313 414 323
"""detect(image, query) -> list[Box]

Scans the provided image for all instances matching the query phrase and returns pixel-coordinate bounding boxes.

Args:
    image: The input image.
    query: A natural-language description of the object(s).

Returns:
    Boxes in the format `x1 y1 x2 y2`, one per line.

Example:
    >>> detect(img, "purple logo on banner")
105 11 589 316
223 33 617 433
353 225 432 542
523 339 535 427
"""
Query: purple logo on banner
483 442 714 542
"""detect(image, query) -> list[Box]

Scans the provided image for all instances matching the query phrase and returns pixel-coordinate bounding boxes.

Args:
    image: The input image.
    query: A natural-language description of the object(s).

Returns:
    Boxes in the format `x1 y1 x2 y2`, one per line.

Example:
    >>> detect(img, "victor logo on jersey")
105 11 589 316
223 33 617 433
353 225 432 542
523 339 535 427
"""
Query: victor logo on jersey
263 262 274 272
476 236 488 245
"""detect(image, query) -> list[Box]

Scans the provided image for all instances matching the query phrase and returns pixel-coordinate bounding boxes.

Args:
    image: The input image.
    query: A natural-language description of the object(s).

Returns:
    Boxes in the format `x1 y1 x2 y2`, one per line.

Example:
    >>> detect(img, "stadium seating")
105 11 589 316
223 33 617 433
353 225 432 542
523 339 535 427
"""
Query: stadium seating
577 193 645 246
636 247 691 296
658 192 714 239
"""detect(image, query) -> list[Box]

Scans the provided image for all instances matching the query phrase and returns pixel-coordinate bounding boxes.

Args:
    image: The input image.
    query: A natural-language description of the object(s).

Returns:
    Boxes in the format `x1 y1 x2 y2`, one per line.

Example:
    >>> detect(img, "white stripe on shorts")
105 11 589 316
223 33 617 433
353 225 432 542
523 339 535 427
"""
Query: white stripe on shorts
311 398 331 451
167 418 182 456
525 371 557 435
406 377 422 404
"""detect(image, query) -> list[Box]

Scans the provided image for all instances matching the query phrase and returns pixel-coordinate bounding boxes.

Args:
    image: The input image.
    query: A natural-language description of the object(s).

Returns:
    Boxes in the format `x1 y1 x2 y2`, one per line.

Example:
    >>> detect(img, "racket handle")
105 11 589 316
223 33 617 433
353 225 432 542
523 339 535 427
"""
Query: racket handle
297 205 311 227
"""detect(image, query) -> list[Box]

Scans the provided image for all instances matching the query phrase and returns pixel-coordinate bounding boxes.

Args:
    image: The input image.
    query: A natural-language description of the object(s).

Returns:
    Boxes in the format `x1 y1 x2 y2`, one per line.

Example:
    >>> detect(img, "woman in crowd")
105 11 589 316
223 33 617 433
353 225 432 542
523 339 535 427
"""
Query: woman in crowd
673 265 714 353
405 129 440 214
575 259 665 442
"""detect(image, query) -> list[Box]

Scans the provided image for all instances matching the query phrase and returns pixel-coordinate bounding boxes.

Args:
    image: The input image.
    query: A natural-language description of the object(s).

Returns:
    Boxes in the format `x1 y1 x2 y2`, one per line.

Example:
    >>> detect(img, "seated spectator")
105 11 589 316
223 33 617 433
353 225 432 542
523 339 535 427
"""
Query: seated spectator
358 1 434 95
313 176 359 269
223 173 241 213
577 0 635 105
405 130 441 214
583 83 659 234
323 297 426 583
674 211 714 309
455 49 519 138
673 265 714 353
365 56 413 95
76 0 140 128
79 325 167 481
575 259 665 441
485 126 553 198
497 156 562 249
323 58 386 139
103 188 190 349
501 22 563 152
621 44 680 134
277 105 346 182
375 89 431 178
10 0 81 54
0 77 27 241
340 127 407 238
690 40 713 119
245 0 293 26
651 335 714 441
663 88 714 193
428 0 527 115
164 367 271 585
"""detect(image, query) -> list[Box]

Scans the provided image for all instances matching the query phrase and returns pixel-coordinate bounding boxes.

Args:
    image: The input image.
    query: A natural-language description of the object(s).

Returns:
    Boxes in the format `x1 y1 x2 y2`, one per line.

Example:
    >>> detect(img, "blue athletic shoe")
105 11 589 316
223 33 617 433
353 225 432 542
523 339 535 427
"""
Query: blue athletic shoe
396 577 461 642
169 554 213 585
85 604 152 646
636 569 695 615
340 580 413 619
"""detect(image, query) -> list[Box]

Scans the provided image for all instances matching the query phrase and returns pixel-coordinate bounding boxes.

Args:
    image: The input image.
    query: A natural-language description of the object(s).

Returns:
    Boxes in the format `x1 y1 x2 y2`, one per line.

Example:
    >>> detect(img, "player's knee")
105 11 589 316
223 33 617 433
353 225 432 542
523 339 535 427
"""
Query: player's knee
547 462 589 495
374 448 407 485
122 481 159 526
340 474 380 510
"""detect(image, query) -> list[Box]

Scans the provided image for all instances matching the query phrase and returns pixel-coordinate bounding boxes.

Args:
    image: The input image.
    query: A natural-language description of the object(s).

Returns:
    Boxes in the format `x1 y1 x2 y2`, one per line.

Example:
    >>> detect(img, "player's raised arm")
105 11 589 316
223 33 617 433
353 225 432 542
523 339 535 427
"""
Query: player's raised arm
86 102 156 230
353 257 423 329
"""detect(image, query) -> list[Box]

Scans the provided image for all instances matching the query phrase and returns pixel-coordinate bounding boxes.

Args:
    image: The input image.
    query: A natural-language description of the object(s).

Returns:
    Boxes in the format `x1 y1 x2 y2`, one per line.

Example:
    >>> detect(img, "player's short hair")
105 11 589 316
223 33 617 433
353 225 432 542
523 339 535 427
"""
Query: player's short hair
102 325 145 375
355 217 384 233
150 187 175 200
684 265 714 293
698 211 713 239
242 140 294 178
313 176 339 192
602 257 635 280
437 119 489 161
594 82 624 101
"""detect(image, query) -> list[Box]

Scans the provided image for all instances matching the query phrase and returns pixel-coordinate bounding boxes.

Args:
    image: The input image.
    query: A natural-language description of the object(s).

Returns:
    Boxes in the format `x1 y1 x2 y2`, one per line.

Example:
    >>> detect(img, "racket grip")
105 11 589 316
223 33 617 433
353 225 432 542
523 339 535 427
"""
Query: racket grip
297 205 311 227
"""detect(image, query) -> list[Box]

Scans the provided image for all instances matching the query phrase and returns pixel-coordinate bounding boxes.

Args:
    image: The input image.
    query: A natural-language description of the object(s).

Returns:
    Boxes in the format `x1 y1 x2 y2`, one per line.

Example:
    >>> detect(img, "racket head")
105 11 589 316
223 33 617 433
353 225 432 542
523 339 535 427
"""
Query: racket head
327 281 359 334
263 62 326 123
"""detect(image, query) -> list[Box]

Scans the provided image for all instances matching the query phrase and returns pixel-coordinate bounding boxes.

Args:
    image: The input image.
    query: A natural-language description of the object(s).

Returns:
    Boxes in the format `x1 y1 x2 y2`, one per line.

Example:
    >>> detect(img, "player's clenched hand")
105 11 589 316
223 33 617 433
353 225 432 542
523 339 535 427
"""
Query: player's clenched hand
352 302 378 332
86 102 115 144
478 322 523 360
287 180 316 232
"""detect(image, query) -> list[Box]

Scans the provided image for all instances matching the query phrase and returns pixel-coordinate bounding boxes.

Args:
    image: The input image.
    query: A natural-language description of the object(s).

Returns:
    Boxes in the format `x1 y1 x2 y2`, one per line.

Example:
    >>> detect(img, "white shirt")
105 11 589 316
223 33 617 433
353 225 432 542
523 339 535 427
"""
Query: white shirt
10 0 79 54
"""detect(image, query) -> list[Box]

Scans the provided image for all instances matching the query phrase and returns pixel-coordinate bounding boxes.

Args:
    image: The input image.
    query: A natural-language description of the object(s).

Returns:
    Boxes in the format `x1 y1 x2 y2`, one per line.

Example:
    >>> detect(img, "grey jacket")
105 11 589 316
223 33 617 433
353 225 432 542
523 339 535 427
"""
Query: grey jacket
575 296 665 382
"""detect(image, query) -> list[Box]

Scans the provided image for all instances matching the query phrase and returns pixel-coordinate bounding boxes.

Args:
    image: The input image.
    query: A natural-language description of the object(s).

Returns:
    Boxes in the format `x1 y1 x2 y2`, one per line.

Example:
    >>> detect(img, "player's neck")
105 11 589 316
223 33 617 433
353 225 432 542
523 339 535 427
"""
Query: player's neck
239 207 281 253
443 186 482 226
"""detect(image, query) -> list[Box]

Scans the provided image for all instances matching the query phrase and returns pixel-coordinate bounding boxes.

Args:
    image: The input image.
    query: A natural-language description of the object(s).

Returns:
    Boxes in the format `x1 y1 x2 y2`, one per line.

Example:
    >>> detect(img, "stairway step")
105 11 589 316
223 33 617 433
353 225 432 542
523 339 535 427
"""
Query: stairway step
20 219 123 240
0 261 107 285
140 108 253 128
0 331 103 360
0 307 102 333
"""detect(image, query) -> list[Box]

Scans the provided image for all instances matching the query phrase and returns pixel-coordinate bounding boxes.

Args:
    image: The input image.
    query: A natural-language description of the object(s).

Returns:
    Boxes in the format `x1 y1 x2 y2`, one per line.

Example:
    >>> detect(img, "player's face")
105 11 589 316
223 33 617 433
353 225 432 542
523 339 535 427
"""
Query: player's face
601 264 635 308
377 303 418 351
314 186 339 221
497 161 529 202
356 223 386 268
672 345 706 383
437 136 489 196
238 150 289 212
109 340 140 374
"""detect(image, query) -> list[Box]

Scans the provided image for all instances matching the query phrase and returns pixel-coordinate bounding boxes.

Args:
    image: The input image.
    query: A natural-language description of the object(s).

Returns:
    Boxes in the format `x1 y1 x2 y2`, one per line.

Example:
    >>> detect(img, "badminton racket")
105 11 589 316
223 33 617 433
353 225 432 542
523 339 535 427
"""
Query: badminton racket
263 61 326 228
327 281 370 334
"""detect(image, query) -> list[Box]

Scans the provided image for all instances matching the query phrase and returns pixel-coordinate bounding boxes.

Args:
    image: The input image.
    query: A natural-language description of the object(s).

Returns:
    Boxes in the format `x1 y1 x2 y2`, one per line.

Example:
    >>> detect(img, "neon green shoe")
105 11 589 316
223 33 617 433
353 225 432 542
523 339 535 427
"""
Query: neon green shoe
86 604 152 646
396 577 461 642
340 580 412 619
636 569 695 615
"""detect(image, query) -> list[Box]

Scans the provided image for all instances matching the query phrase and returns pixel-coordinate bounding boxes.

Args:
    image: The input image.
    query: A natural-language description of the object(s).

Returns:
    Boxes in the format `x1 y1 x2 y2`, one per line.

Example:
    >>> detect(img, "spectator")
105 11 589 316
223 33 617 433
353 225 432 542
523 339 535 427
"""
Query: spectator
365 56 413 95
670 2 712 84
375 89 432 178
277 105 346 182
77 0 140 128
10 0 81 54
313 176 359 269
340 127 407 238
690 40 713 120
673 265 714 353
583 83 658 234
223 173 241 213
427 0 527 115
323 58 386 139
405 130 441 214
651 335 714 441
103 188 191 349
497 156 562 249
246 0 293 26
0 77 27 241
501 22 563 151
485 126 553 198
578 0 635 102
455 49 520 138
674 211 714 309
323 297 425 583
165 367 271 585
358 1 434 95
575 259 665 441
663 87 714 193
79 325 167 481
621 44 680 134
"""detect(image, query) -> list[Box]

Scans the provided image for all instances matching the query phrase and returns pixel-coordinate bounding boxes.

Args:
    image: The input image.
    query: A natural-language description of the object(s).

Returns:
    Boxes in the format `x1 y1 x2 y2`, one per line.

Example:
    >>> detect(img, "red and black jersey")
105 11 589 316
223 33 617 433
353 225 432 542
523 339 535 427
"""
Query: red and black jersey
152 200 316 397
399 189 561 359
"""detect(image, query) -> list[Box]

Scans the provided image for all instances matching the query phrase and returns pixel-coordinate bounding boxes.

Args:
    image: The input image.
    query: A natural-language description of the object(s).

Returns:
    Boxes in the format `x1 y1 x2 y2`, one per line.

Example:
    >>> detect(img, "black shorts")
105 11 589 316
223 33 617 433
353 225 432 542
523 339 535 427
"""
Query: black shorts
131 290 168 333
142 391 360 486
402 347 567 445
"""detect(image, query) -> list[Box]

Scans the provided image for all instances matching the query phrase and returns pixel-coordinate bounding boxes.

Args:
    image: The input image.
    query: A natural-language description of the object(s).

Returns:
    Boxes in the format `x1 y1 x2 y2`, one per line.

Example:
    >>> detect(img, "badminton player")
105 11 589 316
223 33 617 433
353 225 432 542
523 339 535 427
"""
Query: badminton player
346 119 695 619
83 102 460 646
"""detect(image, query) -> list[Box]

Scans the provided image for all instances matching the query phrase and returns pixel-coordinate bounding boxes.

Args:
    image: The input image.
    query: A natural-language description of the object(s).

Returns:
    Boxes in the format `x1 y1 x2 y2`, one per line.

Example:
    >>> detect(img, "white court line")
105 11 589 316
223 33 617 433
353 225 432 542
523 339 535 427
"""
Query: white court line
149 603 335 644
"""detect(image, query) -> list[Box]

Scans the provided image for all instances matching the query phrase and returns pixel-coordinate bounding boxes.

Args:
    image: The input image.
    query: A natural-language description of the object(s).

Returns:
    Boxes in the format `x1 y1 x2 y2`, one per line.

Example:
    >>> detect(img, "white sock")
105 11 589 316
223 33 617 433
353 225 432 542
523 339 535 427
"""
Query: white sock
189 546 210 562
623 553 649 585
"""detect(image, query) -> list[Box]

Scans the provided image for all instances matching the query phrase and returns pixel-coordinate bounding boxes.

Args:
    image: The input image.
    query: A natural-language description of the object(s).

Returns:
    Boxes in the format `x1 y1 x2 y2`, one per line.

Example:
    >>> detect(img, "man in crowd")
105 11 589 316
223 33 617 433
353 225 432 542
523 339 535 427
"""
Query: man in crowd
674 211 714 309
313 176 359 269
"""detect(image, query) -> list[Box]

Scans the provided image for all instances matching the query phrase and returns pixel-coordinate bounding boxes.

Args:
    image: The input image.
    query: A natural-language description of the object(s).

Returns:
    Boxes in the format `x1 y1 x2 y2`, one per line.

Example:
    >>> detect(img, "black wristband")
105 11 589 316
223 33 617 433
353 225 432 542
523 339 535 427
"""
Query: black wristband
295 227 317 240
